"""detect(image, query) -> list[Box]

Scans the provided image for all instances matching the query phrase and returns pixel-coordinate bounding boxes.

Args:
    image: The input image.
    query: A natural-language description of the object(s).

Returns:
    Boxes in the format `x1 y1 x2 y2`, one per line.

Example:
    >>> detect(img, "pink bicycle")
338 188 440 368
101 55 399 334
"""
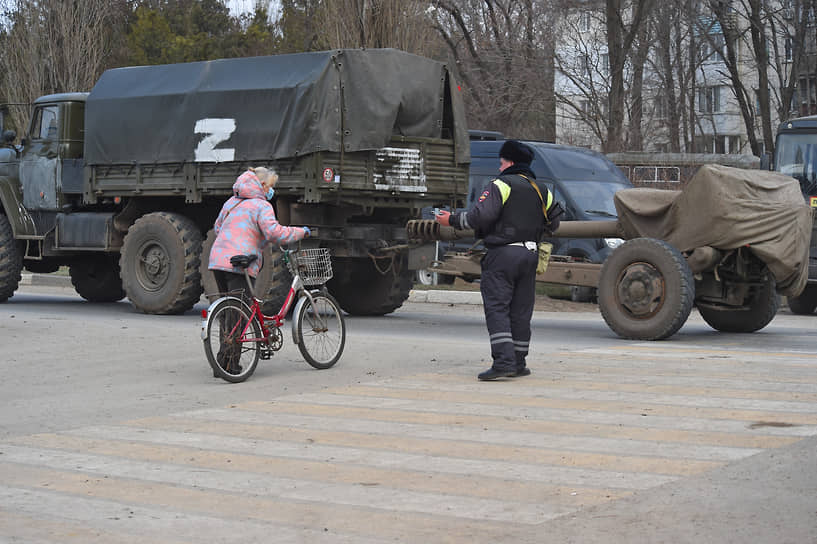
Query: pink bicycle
201 247 346 383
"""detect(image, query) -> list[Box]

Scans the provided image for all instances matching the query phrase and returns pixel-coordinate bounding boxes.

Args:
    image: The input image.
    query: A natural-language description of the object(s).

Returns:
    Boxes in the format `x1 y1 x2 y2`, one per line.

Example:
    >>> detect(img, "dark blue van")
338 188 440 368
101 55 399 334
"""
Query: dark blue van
421 133 632 302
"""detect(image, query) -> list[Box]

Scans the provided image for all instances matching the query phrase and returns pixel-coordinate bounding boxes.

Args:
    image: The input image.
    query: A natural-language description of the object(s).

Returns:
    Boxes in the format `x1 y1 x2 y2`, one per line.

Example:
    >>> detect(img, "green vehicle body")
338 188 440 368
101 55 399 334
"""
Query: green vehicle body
0 50 469 315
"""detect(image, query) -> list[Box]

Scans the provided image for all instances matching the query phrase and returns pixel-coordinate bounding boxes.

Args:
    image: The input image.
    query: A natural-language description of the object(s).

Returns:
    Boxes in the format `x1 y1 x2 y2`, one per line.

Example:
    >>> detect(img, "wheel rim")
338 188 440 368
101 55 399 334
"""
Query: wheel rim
416 269 436 286
135 239 170 292
302 298 343 364
208 303 259 377
615 261 665 319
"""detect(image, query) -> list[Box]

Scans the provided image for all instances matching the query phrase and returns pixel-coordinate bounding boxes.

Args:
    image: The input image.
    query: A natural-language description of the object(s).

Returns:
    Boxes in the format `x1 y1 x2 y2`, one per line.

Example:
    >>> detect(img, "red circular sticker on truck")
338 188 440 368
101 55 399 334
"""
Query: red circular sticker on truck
322 168 334 182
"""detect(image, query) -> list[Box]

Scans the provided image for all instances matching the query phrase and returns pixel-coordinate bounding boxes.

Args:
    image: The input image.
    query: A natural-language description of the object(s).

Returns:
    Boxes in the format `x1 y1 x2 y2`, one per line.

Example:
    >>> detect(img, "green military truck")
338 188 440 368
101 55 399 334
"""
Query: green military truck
0 49 469 315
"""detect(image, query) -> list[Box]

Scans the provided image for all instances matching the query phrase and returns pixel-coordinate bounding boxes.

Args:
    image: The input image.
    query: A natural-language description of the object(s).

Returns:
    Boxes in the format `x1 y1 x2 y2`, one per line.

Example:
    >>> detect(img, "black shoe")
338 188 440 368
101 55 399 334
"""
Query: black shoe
478 368 516 381
514 367 531 377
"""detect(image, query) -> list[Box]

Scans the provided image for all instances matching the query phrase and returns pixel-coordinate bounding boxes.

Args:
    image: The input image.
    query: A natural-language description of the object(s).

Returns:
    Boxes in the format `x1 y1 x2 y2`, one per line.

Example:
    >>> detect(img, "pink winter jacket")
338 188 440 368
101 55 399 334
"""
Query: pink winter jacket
208 170 308 278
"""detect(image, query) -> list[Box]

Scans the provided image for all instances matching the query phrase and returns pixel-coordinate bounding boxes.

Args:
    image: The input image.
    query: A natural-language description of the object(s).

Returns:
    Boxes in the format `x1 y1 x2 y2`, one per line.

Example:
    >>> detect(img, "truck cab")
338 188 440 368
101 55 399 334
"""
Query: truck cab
773 115 817 314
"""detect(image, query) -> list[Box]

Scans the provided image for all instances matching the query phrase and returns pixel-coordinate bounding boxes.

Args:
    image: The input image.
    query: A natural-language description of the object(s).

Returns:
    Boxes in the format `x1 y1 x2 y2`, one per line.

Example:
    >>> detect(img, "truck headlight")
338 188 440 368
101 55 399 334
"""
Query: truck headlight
604 238 624 249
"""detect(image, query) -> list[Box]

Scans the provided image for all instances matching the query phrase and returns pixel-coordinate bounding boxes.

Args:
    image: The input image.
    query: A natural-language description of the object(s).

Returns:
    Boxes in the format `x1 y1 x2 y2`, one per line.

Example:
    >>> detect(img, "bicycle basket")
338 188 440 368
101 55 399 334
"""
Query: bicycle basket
295 248 333 285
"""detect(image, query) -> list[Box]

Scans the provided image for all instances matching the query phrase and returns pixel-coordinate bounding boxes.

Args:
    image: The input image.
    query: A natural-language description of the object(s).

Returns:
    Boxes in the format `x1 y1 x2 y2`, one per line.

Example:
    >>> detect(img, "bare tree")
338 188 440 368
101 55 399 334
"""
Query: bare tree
430 0 557 140
605 0 655 152
0 0 125 133
319 0 439 55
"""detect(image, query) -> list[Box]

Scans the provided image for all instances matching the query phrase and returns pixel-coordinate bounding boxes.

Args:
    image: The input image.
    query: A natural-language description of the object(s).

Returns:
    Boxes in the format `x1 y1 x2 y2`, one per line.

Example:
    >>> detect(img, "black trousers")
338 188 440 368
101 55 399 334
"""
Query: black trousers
479 245 538 372
213 269 250 298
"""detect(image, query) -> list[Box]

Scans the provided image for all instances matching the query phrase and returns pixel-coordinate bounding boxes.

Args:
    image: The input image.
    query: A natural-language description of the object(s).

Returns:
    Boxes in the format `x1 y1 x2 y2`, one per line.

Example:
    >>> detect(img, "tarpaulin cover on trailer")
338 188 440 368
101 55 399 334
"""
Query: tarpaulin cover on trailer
614 164 812 296
84 49 469 165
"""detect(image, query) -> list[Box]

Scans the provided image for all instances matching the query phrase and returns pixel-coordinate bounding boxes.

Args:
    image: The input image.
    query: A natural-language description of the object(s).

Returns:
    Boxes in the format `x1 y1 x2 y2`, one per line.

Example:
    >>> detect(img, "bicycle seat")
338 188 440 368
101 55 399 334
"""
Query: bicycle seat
229 254 258 269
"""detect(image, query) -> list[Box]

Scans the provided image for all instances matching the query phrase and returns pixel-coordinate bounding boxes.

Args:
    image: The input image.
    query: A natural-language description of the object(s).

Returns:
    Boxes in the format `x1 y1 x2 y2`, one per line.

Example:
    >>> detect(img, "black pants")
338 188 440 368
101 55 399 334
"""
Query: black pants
213 269 250 298
480 245 538 373
211 270 250 372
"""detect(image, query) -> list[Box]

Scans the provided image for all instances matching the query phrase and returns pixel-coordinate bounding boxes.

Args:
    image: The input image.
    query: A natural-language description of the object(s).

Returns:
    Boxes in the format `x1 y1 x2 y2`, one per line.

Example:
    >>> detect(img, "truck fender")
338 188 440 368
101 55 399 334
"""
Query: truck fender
0 175 36 237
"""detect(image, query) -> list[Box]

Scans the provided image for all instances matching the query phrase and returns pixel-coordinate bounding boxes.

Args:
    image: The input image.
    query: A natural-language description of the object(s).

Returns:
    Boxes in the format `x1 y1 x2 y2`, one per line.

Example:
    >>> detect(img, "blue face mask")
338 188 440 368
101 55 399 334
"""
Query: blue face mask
266 187 275 200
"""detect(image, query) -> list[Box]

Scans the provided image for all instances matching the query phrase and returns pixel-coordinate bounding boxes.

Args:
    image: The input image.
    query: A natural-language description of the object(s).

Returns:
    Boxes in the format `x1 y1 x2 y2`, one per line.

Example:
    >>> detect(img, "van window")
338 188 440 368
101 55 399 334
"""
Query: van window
530 143 625 181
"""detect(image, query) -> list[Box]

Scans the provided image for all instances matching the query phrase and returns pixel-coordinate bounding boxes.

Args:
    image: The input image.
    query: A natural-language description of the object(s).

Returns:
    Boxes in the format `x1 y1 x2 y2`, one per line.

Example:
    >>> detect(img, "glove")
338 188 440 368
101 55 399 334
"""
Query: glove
302 226 311 238
434 210 451 227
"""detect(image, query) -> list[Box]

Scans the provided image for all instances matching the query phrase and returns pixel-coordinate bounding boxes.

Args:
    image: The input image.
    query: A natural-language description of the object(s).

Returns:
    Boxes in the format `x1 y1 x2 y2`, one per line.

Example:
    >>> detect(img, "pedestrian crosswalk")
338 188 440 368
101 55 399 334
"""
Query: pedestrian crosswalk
1 343 816 542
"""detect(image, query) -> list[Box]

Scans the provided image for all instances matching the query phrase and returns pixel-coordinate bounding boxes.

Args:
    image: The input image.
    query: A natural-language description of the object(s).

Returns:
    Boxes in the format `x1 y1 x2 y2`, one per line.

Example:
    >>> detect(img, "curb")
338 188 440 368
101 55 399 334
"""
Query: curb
408 289 482 305
20 273 73 288
21 273 484 305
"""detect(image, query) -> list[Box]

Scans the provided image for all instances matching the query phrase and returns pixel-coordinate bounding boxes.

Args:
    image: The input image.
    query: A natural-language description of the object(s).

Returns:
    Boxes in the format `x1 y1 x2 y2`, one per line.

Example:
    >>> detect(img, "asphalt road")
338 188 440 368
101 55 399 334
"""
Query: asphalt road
0 283 815 543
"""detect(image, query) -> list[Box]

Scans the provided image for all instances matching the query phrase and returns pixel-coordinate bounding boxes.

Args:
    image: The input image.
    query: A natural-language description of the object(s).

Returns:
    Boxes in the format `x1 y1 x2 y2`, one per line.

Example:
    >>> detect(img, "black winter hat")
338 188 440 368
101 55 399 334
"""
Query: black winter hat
499 140 534 164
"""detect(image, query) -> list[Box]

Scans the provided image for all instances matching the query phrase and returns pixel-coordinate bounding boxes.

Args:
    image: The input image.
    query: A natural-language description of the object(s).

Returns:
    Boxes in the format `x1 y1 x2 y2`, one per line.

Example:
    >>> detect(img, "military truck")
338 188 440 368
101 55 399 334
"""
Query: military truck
772 115 817 314
0 49 469 315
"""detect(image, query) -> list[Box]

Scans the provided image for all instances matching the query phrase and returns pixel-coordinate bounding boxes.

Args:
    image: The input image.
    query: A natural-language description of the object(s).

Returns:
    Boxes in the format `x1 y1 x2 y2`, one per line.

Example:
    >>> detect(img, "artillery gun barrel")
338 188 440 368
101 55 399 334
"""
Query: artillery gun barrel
406 219 622 242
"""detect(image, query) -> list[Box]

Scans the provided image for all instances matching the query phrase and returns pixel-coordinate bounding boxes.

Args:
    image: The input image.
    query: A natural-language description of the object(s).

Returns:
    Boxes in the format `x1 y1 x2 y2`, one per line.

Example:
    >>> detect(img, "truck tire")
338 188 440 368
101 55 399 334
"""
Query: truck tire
199 229 292 315
69 255 126 302
598 238 694 340
786 284 817 315
698 273 779 332
0 214 22 303
120 212 203 315
328 256 412 316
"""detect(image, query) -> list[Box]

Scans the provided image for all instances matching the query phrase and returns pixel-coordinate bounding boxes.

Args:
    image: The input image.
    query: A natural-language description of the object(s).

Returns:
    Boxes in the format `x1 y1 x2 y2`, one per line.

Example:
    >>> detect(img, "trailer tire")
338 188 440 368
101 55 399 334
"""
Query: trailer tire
698 274 779 332
598 238 694 340
328 256 412 316
0 214 22 303
70 255 126 302
120 212 203 314
200 229 292 314
786 284 817 315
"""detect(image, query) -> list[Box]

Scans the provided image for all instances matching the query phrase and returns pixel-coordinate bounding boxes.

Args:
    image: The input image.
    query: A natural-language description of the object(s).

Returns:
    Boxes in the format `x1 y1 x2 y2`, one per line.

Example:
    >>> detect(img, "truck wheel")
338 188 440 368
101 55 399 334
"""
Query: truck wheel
0 214 22 303
328 256 412 316
69 255 126 302
786 284 817 315
199 229 292 314
698 274 779 332
120 212 203 315
598 237 694 340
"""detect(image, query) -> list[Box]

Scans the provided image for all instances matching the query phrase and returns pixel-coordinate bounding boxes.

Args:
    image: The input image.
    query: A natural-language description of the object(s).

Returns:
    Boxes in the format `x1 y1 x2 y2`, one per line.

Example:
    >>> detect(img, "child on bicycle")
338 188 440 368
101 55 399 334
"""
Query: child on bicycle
208 166 311 373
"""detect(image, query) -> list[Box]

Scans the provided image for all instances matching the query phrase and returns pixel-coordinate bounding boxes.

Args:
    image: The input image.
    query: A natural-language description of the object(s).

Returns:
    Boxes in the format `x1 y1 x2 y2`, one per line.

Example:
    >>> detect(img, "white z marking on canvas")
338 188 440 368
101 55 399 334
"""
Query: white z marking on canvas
194 118 236 162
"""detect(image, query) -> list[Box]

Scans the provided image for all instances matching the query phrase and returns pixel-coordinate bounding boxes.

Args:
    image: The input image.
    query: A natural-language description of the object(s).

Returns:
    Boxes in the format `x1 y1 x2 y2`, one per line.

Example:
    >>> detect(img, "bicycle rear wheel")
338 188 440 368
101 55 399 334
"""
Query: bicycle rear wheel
295 293 346 369
204 298 262 383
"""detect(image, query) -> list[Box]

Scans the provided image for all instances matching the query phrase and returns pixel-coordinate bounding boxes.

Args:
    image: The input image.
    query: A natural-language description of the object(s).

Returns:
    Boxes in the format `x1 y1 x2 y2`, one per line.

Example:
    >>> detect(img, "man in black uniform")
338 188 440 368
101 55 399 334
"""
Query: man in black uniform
436 140 560 380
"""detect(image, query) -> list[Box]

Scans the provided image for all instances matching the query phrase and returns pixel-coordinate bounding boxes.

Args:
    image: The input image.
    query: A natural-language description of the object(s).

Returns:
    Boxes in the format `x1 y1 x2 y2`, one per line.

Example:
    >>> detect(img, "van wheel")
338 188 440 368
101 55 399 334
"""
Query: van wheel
70 255 126 302
787 285 817 315
598 238 694 340
0 214 22 303
698 273 779 332
120 212 203 314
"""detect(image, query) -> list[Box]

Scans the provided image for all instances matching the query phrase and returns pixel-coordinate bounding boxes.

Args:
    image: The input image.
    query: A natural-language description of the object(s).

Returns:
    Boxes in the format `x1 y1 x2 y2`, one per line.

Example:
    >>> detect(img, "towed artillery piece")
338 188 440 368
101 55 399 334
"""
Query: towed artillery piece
407 165 813 340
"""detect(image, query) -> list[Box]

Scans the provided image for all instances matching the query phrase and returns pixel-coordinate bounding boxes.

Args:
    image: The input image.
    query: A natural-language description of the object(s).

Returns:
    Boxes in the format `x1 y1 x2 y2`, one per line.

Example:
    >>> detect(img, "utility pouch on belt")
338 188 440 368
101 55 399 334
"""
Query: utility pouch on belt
537 242 552 275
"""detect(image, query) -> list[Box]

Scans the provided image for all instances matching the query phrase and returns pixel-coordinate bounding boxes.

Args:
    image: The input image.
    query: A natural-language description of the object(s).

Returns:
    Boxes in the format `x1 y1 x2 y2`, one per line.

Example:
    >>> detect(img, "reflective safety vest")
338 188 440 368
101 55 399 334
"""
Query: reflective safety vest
483 173 554 248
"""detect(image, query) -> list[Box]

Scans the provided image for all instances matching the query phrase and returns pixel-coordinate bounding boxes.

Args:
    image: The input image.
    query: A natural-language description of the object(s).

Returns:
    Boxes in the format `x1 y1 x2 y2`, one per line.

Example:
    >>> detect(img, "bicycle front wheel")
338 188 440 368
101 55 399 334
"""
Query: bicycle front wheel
204 298 262 383
295 293 346 369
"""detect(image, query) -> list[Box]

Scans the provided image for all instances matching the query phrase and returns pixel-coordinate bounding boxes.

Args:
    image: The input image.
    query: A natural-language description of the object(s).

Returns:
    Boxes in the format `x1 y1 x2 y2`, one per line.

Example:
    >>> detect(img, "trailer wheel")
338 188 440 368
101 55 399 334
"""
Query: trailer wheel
199 229 291 314
328 256 412 316
0 214 22 303
698 273 779 332
598 238 694 340
120 212 203 314
786 284 817 315
69 255 126 302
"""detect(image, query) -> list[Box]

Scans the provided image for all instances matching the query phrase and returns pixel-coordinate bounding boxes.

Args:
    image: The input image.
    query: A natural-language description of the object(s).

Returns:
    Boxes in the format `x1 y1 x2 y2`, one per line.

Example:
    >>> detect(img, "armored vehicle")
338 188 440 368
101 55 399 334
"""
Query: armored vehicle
0 49 469 315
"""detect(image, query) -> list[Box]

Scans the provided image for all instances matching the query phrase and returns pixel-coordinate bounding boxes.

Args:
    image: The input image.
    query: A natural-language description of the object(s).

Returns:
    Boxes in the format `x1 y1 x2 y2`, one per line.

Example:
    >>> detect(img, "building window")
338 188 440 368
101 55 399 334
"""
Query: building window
578 54 591 76
578 11 591 32
698 86 722 113
700 33 725 62
654 95 668 119
784 37 793 62
600 53 609 74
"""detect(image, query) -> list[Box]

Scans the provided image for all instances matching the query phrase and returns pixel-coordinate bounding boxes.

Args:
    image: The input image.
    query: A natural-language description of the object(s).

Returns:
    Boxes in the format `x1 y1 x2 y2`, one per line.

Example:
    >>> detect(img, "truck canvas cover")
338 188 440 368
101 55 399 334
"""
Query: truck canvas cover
84 49 469 165
614 165 812 296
